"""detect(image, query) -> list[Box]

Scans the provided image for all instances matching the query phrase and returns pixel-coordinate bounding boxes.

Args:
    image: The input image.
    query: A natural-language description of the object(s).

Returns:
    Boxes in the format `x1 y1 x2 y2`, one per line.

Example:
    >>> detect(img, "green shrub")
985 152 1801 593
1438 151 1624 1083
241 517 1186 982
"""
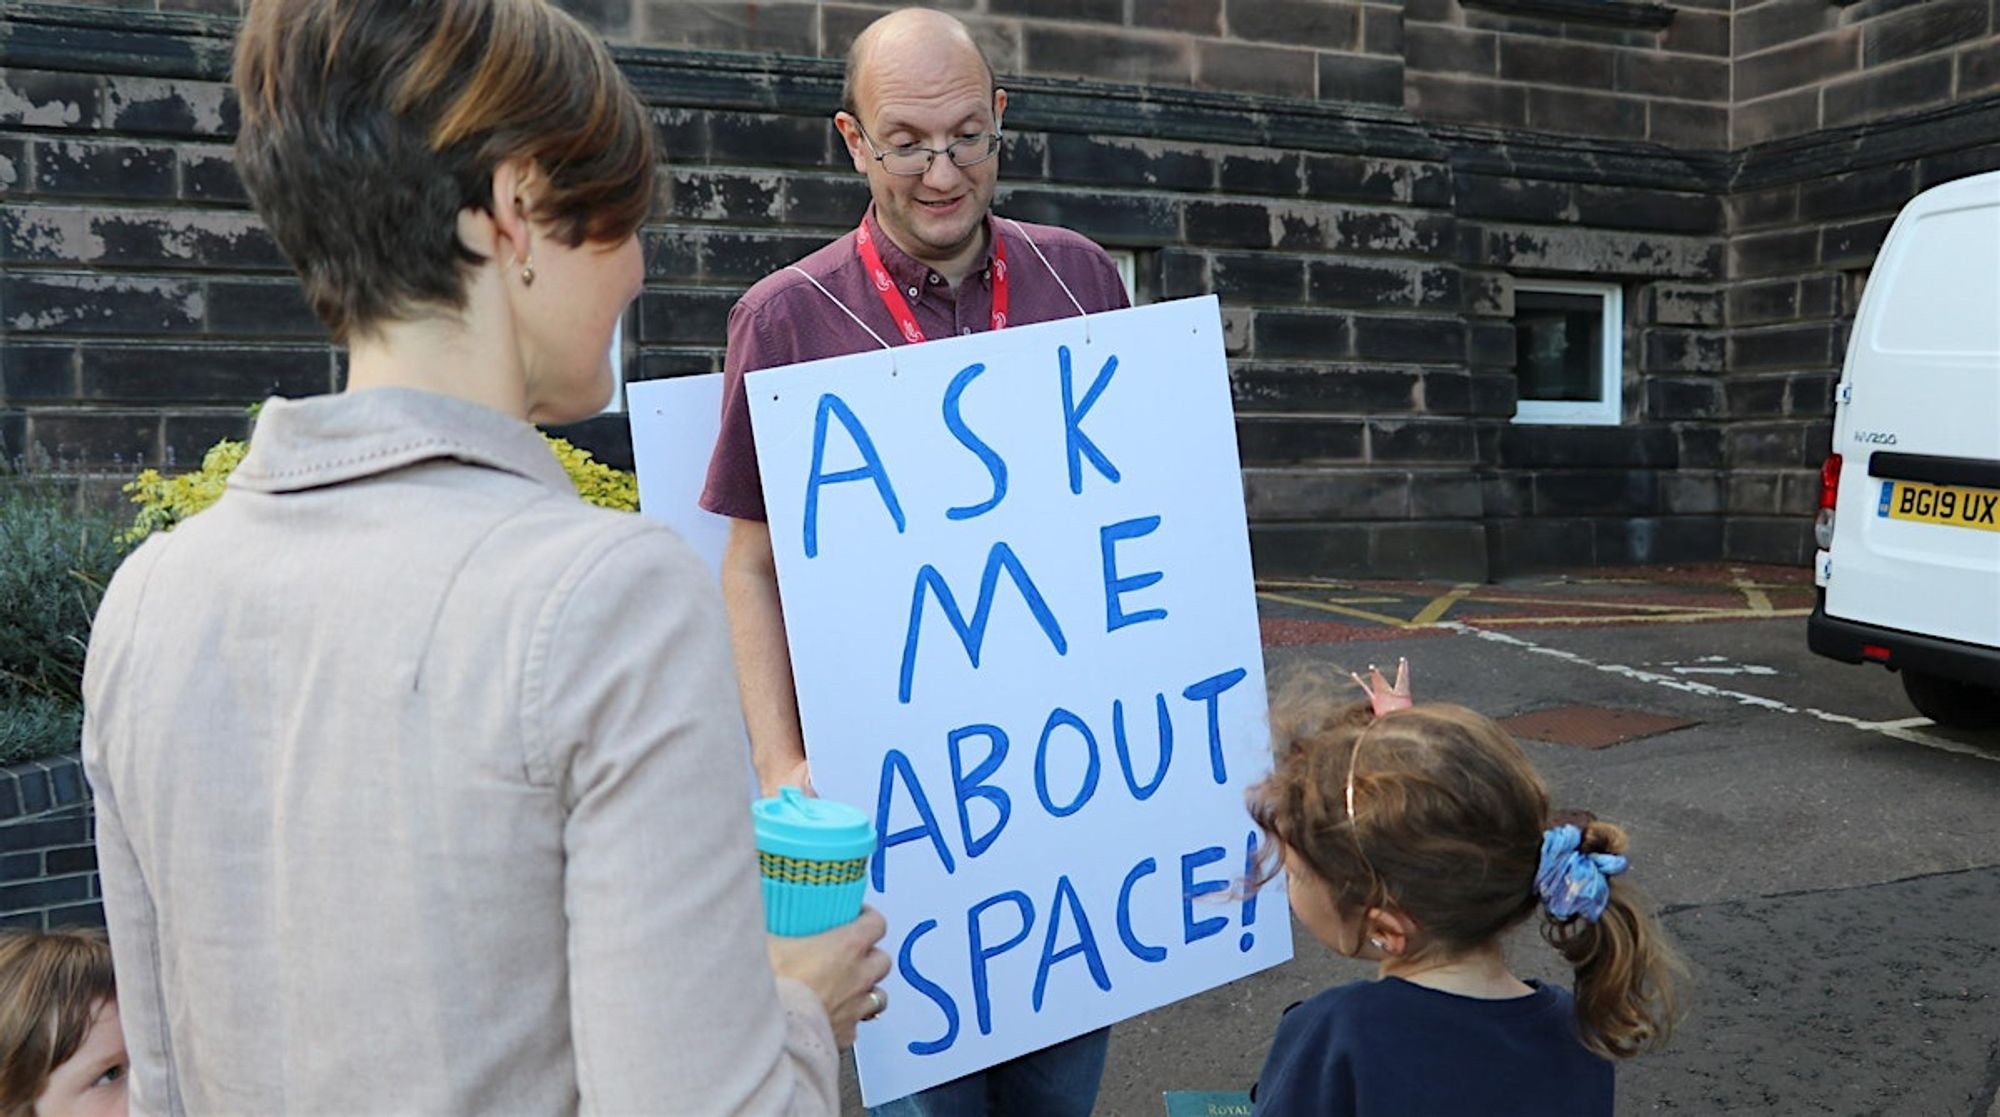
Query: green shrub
0 488 125 768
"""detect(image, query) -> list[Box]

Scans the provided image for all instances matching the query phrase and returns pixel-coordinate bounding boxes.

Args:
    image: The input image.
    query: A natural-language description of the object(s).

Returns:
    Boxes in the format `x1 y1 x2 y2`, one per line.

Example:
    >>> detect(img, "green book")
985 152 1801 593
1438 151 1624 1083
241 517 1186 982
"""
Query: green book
1163 1090 1253 1117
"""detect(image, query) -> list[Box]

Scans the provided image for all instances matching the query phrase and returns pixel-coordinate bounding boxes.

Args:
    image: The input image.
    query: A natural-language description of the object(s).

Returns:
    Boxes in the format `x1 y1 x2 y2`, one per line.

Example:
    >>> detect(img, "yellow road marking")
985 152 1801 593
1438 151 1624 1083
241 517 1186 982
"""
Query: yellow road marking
1257 591 1413 628
1324 595 1405 605
1730 567 1776 615
1469 608 1812 626
1409 583 1478 627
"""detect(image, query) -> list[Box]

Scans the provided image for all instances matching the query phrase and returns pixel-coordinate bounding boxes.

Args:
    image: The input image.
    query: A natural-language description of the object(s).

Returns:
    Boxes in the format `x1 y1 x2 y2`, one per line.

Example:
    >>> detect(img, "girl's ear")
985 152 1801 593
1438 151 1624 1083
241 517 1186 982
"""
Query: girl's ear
1362 906 1418 957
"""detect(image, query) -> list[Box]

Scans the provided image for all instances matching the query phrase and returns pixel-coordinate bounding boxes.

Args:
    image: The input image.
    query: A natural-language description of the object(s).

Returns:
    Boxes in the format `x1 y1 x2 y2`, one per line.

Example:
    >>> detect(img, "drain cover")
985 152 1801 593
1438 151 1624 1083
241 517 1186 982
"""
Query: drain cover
1497 704 1696 749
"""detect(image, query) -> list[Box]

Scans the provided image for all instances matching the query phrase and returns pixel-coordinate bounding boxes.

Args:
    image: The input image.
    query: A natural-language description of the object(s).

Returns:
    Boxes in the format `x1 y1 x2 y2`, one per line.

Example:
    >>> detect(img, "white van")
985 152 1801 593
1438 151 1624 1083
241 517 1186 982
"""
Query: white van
1809 170 2000 729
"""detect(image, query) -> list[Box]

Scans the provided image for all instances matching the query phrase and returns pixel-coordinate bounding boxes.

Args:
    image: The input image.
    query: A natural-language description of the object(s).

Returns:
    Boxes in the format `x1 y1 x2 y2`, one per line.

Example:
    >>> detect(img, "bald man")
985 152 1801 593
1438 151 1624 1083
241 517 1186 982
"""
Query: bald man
699 8 1125 1115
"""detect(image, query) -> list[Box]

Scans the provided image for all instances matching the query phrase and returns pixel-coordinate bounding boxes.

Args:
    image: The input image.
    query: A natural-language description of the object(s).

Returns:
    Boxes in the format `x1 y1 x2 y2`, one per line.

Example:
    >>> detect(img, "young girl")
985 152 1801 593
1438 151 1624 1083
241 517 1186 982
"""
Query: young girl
1247 662 1679 1116
0 928 128 1117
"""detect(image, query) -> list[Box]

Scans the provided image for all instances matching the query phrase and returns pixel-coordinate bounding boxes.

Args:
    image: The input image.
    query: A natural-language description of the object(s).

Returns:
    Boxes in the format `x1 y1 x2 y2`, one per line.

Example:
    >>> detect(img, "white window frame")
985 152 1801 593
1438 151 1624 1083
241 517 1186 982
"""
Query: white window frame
1511 278 1623 427
1107 248 1138 304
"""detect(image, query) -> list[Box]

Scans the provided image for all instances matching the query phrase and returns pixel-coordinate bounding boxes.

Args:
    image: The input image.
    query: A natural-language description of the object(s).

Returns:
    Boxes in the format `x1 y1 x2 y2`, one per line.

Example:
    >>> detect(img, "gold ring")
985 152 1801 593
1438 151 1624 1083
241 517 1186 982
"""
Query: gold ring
864 988 886 1019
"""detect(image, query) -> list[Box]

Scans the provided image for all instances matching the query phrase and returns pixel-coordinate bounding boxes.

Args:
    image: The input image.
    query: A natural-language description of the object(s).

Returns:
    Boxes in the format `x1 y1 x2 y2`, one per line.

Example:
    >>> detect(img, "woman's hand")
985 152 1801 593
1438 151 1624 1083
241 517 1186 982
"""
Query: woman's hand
767 907 891 1048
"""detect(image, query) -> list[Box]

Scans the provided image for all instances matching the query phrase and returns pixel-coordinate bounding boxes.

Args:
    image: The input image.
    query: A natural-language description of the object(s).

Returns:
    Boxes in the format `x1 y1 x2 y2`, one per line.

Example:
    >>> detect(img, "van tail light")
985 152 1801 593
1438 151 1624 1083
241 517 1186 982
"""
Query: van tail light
1814 453 1842 550
1861 644 1892 663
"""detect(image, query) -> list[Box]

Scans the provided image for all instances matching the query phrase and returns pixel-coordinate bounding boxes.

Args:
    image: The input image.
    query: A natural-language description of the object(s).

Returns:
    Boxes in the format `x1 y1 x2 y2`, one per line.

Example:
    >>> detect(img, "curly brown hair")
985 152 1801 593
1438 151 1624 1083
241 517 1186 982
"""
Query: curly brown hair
1247 676 1680 1059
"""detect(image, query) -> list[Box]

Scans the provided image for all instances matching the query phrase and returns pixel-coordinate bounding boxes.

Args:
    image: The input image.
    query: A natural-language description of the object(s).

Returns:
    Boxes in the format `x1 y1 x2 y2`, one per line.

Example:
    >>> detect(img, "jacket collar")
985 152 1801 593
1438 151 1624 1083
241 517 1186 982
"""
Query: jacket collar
230 388 574 495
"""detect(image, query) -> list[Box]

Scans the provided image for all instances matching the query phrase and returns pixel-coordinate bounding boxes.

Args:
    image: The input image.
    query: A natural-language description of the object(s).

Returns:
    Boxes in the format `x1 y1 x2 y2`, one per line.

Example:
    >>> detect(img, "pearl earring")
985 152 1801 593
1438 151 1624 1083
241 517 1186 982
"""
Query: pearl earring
520 256 535 287
1369 938 1387 951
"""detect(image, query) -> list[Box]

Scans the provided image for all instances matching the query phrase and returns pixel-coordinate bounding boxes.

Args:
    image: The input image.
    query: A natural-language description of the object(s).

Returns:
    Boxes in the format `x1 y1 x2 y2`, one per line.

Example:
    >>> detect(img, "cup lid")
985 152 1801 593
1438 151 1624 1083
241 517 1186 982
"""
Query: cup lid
752 787 876 860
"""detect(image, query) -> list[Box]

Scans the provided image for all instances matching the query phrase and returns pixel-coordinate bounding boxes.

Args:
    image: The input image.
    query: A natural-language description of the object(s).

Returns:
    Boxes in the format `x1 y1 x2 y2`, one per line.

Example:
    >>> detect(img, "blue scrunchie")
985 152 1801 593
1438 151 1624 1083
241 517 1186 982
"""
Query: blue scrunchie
1535 824 1628 923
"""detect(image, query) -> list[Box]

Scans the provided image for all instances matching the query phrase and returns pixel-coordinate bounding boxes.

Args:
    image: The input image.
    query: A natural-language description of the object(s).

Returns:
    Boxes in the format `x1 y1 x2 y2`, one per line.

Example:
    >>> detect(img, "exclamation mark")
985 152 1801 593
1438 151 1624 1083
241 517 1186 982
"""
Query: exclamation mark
1239 829 1259 952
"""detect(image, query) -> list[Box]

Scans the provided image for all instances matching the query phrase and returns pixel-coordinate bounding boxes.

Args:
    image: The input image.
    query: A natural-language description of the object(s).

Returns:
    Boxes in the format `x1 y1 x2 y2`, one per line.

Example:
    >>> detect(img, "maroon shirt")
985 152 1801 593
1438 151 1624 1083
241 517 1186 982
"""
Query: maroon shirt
700 208 1132 522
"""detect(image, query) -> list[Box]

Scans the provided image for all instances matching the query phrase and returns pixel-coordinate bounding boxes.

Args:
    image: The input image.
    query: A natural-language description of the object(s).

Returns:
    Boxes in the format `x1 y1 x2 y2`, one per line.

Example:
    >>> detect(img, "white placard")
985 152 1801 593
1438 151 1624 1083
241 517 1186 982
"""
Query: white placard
747 296 1287 1106
628 373 732 577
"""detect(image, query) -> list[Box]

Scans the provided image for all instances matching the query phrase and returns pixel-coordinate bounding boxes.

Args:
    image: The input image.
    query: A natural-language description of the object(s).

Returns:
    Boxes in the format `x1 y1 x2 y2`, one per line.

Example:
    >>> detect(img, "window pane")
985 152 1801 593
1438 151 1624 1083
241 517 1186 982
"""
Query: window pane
1514 290 1603 403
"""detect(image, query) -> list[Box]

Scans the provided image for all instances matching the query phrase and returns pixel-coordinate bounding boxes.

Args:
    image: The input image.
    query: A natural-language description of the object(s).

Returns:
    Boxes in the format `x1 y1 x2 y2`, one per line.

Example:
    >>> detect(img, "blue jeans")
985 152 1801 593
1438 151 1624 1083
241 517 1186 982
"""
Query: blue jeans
868 1027 1111 1117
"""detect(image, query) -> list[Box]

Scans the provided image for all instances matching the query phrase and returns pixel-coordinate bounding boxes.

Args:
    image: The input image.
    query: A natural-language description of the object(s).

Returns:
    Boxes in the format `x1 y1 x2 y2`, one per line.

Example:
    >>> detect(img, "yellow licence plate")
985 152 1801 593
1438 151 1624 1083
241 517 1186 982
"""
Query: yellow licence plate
1877 480 2000 532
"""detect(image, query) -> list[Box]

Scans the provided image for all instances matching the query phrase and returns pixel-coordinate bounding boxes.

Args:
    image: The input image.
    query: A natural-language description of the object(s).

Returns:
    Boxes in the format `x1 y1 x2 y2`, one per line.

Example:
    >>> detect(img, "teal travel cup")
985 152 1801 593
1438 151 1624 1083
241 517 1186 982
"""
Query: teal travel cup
752 787 876 936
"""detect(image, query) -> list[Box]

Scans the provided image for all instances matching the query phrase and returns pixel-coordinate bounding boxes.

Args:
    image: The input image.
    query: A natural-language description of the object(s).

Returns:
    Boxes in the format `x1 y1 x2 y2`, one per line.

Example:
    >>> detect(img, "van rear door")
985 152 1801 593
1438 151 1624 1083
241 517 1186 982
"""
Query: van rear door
1824 171 2000 650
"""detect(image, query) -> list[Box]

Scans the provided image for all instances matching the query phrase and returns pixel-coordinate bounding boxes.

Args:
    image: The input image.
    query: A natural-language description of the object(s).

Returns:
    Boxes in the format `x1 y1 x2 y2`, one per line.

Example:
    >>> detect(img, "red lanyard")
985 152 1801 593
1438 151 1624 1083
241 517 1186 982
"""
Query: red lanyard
855 218 1009 344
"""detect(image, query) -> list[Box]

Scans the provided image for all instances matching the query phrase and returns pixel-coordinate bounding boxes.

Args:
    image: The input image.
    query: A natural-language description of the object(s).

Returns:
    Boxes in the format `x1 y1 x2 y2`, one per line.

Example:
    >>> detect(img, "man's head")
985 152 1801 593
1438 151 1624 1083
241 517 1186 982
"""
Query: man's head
834 9 1006 273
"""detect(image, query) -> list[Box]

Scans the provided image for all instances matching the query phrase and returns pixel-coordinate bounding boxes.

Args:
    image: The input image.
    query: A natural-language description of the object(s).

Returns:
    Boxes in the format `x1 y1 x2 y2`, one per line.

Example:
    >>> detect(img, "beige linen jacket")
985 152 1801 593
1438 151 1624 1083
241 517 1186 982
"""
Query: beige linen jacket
82 388 836 1116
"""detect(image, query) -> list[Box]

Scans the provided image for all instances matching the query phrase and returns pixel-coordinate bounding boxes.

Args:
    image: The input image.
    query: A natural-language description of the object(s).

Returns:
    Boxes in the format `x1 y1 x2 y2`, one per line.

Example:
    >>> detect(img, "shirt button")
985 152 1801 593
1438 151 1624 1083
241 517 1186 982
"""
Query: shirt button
928 274 942 285
907 286 919 297
960 327 971 335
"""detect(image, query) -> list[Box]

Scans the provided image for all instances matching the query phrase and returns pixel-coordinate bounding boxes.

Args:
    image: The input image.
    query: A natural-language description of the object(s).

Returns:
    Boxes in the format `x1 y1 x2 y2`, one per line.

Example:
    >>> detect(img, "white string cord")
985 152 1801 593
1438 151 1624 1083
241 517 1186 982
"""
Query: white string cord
1004 217 1091 341
786 264 895 352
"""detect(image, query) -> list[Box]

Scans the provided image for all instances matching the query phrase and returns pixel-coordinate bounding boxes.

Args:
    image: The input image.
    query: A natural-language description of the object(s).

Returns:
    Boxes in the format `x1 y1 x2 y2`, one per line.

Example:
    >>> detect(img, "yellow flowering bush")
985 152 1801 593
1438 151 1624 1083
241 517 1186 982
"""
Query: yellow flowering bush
124 432 639 544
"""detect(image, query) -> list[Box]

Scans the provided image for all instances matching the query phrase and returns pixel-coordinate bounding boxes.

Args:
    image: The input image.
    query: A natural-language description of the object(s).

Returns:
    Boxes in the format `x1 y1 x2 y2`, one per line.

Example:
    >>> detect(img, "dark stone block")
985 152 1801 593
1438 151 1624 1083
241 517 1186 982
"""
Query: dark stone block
1185 201 1273 249
630 350 722 382
1420 371 1473 415
88 211 287 271
1643 329 1725 374
1232 363 1419 412
1733 87 1821 146
1302 156 1407 204
638 287 737 345
1363 6 1405 55
1001 132 1048 178
560 0 632 34
1862 0 1987 68
77 343 328 404
1245 469 1410 520
991 0 1123 18
179 147 247 203
4 274 204 336
1249 523 1372 579
1487 518 1597 576
1498 37 1615 88
1648 377 1723 420
205 280 327 338
1731 186 1800 231
1404 24 1497 73
1410 473 1483 517
1501 425 1678 468
666 168 783 225
1961 39 2000 98
1572 186 1724 235
1642 284 1723 328
708 112 831 169
642 1 819 54
0 344 78 401
1786 373 1838 418
1471 372 1517 417
2 70 102 130
1736 0 1841 56
1408 75 1526 128
1235 417 1367 464
1677 425 1724 469
15 772 50 817
1155 248 1209 300
44 902 106 929
783 175 871 230
1410 164 1454 209
43 845 96 875
1525 88 1646 137
995 189 1180 246
1307 260 1416 309
0 876 90 913
32 140 176 199
0 815 88 852
1724 517 1811 566
1917 142 2000 191
650 107 709 164
1798 275 1843 318
0 853 38 882
1352 316 1464 364
641 229 701 279
1318 56 1404 107
1453 175 1571 223
1533 469 1659 516
1661 10 1731 56
1369 420 1476 463
103 76 237 137
1798 164 1914 222
1132 0 1223 34
700 231 834 283
1729 280 1799 327
1647 102 1728 150
1048 134 1215 191
1821 216 1894 267
1727 423 1809 467
1660 473 1724 515
1371 523 1488 581
1212 253 1305 304
1731 325 1835 373
1730 229 1818 280
44 761 82 807
1023 25 1195 85
1726 376 1790 418
1734 31 1859 102
1217 152 1301 196
1251 312 1350 359
1228 0 1360 50
1336 210 1451 256
1197 40 1319 99
1824 57 1953 128
162 413 253 468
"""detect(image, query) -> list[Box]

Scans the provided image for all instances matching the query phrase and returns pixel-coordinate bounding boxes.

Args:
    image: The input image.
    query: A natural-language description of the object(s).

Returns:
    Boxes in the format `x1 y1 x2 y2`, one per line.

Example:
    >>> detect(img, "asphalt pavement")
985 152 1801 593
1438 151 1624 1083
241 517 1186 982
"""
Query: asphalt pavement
840 565 2000 1116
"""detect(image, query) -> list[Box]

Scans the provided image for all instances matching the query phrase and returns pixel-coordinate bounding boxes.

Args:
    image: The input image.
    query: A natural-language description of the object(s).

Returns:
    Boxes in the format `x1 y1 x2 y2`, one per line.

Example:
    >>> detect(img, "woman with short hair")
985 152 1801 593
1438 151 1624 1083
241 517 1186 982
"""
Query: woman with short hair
81 2 886 1113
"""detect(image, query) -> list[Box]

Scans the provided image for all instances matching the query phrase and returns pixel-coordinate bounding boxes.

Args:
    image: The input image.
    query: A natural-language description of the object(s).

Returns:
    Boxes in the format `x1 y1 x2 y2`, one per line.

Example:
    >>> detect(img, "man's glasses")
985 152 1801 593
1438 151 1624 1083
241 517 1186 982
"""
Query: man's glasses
851 118 1002 177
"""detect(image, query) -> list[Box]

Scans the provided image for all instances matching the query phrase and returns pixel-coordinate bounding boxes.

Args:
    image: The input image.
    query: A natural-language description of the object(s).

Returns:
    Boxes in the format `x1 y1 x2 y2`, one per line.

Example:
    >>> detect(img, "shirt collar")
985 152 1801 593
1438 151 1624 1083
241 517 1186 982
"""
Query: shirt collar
861 205 1002 294
230 387 574 495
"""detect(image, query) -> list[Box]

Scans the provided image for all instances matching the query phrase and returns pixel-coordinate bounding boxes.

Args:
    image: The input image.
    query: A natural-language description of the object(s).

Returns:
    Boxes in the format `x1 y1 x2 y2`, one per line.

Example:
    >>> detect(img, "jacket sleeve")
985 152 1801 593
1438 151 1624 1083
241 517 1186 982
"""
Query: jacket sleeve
529 522 837 1116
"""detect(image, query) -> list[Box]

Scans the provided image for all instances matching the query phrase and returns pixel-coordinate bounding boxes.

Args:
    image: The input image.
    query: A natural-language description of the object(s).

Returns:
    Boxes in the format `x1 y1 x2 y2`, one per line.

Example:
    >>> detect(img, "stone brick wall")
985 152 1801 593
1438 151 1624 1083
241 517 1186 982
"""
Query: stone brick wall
1734 0 2000 146
0 756 103 930
1404 0 1730 148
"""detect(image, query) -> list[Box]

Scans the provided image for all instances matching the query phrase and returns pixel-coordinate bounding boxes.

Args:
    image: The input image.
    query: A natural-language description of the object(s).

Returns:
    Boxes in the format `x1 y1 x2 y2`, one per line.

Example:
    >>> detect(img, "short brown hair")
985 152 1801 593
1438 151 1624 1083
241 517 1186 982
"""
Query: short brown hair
233 0 656 341
0 927 116 1116
1248 682 1681 1059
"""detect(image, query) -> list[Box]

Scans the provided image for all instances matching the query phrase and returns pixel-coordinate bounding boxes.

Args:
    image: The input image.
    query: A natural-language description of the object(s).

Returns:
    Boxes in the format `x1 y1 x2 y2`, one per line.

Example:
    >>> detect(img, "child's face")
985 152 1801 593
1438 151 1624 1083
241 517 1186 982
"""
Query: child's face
34 999 128 1117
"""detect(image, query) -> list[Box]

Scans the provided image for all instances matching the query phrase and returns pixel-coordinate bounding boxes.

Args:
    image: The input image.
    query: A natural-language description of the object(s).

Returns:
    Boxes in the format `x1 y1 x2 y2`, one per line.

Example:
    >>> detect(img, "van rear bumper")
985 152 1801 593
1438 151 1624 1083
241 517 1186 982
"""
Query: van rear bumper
1809 592 2000 688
